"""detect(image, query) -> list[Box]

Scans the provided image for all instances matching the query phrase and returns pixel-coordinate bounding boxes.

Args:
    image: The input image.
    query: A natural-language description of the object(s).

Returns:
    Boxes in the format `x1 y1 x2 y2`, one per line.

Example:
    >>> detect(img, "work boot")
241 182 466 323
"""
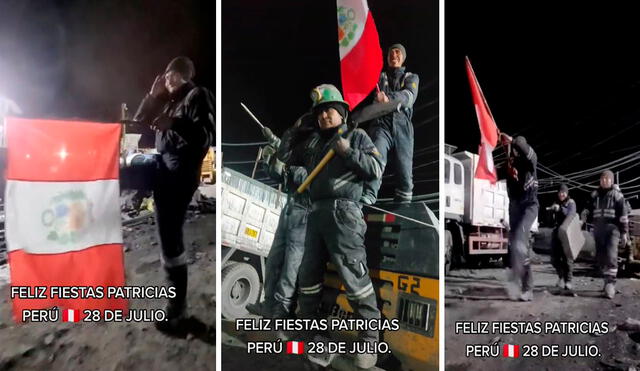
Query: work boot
505 269 521 301
604 282 616 299
556 277 565 288
164 297 187 319
166 265 187 312
354 350 378 369
156 265 188 335
155 299 188 336
564 281 573 291
520 290 533 302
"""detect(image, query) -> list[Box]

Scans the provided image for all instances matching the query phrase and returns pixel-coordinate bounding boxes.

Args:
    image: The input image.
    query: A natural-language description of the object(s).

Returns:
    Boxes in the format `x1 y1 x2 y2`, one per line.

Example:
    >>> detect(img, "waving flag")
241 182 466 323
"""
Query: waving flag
466 57 499 183
5 117 127 321
337 0 383 109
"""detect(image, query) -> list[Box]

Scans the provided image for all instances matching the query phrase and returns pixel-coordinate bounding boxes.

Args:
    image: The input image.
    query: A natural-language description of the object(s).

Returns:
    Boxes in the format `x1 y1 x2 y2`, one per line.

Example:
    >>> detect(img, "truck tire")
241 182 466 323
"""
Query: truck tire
448 222 466 267
445 230 453 275
221 262 261 319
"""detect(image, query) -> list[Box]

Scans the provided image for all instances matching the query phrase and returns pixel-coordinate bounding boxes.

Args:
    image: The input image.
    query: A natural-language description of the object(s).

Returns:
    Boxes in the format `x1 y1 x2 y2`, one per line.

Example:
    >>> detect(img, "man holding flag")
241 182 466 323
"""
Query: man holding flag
500 134 539 301
466 57 538 301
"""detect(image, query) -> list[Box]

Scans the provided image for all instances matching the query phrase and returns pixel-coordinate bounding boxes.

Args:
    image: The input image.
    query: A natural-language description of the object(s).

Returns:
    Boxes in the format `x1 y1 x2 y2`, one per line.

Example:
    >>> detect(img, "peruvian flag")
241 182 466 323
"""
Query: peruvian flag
286 341 304 355
466 57 499 183
503 344 520 358
62 308 81 323
5 117 127 322
337 0 383 109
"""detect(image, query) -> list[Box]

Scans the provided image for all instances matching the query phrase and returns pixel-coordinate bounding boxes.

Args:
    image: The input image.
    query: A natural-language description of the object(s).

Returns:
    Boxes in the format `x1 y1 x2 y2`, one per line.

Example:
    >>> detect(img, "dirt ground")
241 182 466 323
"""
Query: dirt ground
445 252 640 371
221 318 312 371
0 212 215 371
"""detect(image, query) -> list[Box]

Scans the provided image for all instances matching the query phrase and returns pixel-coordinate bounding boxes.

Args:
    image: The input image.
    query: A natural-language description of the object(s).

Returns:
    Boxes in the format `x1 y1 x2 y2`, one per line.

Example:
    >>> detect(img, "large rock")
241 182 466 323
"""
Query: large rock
532 227 595 261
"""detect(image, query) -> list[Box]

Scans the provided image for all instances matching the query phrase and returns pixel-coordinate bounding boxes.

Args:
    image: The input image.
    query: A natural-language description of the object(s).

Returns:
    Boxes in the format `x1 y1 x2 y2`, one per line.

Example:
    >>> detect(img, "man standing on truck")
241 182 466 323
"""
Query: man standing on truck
133 56 215 332
362 43 419 204
292 84 383 369
246 114 314 319
500 134 538 301
549 183 577 291
586 170 628 299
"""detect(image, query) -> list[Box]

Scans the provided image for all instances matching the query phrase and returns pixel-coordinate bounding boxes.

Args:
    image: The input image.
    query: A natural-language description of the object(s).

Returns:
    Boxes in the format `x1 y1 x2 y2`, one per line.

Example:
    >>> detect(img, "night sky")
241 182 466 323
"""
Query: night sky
0 0 215 122
222 1 439 198
446 2 640 213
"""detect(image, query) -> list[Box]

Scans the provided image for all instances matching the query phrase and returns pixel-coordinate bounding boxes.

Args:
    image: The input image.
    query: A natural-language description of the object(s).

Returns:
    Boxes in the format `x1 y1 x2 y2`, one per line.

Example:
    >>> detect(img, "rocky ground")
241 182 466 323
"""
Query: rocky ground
0 212 215 371
445 250 640 371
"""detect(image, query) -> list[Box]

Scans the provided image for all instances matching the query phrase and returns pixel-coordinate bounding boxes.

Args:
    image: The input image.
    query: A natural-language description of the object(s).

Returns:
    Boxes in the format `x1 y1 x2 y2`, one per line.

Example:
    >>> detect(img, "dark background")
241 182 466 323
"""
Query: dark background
446 2 640 216
222 0 438 198
0 0 215 122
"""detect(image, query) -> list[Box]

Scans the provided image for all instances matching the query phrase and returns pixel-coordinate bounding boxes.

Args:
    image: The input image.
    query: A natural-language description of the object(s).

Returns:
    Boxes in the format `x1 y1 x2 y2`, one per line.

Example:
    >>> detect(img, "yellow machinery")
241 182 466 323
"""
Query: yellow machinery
321 202 439 370
201 147 216 184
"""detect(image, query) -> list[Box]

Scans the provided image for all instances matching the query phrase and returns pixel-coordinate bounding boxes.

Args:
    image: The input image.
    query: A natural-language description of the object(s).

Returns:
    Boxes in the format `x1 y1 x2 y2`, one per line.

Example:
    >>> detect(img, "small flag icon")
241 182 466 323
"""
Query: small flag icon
62 309 81 323
286 341 304 355
503 344 519 358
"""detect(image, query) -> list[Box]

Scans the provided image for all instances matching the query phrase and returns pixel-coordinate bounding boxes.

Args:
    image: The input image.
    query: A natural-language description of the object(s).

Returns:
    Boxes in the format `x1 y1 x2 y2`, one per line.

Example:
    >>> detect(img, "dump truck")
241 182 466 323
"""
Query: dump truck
444 145 510 273
220 167 286 319
220 165 440 370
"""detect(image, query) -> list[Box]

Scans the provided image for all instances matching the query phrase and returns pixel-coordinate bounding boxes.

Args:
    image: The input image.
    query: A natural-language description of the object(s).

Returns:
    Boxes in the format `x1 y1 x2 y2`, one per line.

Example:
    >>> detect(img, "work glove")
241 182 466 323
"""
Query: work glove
549 204 560 212
333 137 351 157
288 166 308 187
261 145 276 159
262 127 280 147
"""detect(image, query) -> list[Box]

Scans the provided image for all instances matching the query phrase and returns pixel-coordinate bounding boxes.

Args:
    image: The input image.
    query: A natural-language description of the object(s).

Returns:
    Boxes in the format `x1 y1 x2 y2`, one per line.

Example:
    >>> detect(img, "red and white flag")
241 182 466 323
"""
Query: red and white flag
337 0 383 109
62 308 81 323
5 118 127 321
503 344 520 358
466 57 499 183
286 341 304 355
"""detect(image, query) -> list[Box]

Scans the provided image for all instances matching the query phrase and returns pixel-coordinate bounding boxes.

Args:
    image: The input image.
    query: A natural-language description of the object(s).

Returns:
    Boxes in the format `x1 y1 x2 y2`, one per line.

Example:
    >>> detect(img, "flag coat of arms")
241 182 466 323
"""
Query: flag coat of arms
466 57 499 183
337 0 383 109
5 117 127 321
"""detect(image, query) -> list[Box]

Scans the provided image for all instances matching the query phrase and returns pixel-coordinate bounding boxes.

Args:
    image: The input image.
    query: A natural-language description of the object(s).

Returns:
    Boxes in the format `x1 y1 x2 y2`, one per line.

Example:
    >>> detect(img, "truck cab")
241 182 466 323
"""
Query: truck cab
444 146 510 272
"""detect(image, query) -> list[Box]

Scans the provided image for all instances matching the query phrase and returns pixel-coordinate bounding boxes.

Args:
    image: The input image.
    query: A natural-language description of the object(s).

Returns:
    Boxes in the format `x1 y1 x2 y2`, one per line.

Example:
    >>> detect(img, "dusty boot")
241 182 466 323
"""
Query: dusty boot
604 282 616 299
564 280 573 291
520 290 533 301
156 300 188 335
156 265 188 335
353 309 379 369
556 277 565 288
354 349 378 369
505 269 521 300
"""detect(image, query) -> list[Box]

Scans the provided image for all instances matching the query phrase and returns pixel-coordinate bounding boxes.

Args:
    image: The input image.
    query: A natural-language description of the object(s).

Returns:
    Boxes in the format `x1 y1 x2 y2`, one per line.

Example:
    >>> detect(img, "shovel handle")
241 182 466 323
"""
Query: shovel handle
296 149 336 193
